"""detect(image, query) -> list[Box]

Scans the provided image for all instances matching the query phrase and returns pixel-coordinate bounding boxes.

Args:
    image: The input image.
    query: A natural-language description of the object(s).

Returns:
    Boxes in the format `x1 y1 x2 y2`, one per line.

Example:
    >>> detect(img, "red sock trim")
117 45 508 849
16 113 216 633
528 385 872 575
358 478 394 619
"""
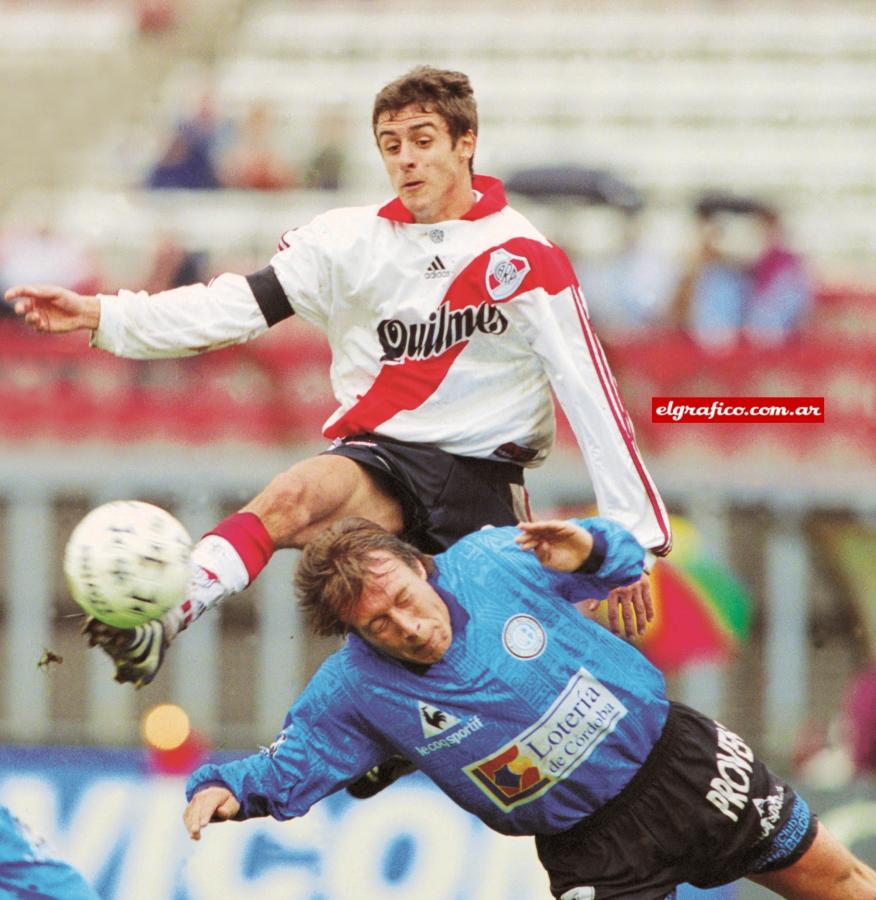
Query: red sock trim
206 513 274 584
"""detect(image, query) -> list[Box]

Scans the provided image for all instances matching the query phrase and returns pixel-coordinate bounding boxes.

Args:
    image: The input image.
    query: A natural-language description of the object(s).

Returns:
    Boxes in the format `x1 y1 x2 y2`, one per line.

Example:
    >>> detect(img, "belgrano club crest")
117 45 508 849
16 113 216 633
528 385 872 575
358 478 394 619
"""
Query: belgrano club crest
485 248 531 301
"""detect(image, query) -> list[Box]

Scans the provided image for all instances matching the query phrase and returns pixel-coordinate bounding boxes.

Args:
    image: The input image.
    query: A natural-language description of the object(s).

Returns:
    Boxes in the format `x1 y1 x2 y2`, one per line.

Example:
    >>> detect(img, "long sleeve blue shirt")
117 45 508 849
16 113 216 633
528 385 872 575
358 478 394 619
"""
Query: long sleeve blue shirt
187 518 669 835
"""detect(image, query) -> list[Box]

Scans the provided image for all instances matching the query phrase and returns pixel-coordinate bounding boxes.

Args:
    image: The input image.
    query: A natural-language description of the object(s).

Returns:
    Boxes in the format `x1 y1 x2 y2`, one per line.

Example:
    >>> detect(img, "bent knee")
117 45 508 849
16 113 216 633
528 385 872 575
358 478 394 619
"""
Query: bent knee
245 455 402 549
245 469 314 544
263 469 309 514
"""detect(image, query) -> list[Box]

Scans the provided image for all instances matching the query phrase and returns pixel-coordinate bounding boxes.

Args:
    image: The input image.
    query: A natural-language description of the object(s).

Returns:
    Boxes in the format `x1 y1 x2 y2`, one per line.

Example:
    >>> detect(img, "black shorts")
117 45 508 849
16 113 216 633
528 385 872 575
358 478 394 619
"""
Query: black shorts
535 703 818 900
322 434 530 554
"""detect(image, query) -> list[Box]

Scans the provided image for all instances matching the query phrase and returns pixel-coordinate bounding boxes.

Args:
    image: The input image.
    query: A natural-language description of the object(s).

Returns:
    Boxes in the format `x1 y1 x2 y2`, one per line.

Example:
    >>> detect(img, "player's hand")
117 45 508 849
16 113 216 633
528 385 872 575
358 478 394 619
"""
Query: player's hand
183 787 240 841
515 519 594 572
4 284 100 333
605 573 653 638
81 617 167 687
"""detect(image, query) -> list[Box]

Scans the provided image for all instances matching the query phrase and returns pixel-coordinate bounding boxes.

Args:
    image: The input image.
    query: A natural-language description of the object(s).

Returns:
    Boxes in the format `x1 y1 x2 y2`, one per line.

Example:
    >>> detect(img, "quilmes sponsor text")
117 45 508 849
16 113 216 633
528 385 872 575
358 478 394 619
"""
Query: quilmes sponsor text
377 303 509 362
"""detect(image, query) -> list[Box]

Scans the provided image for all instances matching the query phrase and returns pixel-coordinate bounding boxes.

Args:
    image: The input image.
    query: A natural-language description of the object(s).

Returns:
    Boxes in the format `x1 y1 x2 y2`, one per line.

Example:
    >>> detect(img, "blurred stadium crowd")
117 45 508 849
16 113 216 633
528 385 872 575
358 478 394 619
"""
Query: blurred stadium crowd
1 3 876 896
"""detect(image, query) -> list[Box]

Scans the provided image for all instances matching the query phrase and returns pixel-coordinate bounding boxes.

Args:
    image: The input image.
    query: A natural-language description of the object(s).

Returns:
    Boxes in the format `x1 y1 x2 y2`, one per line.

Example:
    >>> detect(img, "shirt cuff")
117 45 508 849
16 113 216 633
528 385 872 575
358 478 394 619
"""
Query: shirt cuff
89 291 127 352
574 529 607 575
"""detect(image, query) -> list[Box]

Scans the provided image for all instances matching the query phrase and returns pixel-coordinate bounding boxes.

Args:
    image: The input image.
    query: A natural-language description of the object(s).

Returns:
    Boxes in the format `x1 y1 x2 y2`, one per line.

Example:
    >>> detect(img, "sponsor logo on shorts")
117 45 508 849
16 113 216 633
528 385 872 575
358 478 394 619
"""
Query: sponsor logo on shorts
414 715 484 757
502 614 546 660
485 248 531 301
754 785 785 839
706 722 755 823
464 667 626 810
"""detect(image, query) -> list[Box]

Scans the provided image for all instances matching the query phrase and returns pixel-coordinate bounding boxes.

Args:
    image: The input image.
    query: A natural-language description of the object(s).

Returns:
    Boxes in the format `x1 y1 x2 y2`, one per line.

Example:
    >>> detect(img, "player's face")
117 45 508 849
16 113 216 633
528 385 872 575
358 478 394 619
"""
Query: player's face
376 104 475 224
347 552 453 665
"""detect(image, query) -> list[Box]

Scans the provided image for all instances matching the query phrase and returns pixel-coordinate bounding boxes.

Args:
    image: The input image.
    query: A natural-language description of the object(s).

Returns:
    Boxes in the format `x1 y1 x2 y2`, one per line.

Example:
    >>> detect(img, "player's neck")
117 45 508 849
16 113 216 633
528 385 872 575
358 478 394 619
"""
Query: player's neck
412 187 476 224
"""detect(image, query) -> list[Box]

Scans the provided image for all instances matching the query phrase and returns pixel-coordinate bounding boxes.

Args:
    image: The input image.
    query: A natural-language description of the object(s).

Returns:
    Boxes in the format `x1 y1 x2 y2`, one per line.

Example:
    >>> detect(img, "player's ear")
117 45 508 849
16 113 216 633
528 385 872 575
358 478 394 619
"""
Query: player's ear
457 130 475 164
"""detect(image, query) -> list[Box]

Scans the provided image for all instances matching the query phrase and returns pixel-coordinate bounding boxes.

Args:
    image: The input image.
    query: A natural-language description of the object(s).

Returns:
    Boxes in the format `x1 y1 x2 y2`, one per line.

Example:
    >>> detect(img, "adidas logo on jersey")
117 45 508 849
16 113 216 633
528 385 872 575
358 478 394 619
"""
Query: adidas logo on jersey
424 255 451 279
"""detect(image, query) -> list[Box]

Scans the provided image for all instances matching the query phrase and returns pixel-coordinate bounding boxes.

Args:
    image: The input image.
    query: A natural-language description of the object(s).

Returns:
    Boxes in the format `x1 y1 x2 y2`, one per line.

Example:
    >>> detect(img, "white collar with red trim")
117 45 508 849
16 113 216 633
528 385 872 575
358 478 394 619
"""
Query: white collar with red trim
377 174 507 224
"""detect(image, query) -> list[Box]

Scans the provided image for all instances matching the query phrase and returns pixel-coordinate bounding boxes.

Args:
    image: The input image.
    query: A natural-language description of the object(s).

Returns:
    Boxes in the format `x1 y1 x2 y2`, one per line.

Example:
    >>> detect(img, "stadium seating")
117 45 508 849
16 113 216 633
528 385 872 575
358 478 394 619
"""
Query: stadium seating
219 4 876 250
4 1 875 277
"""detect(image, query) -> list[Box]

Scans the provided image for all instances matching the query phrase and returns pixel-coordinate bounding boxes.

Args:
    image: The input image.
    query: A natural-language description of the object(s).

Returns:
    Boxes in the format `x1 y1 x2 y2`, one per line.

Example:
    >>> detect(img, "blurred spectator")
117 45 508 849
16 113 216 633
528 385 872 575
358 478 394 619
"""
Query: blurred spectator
502 165 676 340
846 664 876 777
793 715 855 790
220 102 298 191
744 205 812 345
575 208 678 340
670 205 751 349
142 235 207 293
304 109 349 191
671 194 812 348
146 90 225 190
0 225 100 317
136 0 177 35
793 665 876 788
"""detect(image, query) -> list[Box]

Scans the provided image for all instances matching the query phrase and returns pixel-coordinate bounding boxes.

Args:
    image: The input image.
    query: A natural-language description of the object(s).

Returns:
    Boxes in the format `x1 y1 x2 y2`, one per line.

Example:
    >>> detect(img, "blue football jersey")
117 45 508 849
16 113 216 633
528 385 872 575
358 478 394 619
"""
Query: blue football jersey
188 518 668 835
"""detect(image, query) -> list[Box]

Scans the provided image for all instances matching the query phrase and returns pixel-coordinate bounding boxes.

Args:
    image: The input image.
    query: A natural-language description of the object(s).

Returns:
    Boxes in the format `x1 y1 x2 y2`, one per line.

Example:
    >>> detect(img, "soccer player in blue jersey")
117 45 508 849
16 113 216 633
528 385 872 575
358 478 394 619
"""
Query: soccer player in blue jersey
183 517 875 899
0 804 99 900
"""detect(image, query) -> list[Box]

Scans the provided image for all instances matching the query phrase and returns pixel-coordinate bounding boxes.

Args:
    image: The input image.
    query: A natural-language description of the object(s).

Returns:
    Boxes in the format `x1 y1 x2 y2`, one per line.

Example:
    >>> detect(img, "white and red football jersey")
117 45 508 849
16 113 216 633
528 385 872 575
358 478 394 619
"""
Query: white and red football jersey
94 176 670 553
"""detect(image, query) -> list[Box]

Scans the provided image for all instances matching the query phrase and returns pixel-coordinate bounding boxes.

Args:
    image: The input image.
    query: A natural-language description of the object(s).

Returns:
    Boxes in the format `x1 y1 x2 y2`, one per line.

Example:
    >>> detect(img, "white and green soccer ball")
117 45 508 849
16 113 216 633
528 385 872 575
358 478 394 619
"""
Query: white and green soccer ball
64 501 192 629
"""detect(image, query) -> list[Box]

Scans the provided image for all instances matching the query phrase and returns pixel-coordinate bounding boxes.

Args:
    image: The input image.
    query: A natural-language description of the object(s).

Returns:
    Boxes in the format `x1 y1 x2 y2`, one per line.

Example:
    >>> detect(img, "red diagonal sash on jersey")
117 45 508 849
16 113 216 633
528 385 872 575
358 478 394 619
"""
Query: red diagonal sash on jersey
323 238 575 439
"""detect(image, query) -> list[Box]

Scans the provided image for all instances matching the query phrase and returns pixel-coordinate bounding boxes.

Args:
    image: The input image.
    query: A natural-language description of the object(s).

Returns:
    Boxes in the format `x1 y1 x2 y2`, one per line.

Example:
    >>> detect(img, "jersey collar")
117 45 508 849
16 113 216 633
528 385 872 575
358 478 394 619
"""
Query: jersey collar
377 174 507 224
430 577 470 635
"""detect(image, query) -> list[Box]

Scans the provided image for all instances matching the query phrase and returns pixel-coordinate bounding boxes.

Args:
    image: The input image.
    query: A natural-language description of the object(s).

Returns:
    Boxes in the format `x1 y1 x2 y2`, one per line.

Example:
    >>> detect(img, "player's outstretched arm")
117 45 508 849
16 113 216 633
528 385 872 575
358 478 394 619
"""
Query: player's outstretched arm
4 284 100 333
515 519 594 572
183 786 240 841
517 519 653 638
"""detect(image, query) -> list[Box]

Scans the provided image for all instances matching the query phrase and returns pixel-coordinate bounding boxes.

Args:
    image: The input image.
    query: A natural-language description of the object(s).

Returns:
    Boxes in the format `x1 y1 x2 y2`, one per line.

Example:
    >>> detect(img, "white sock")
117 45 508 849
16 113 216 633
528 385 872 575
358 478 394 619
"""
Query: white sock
161 536 250 640
191 535 251 592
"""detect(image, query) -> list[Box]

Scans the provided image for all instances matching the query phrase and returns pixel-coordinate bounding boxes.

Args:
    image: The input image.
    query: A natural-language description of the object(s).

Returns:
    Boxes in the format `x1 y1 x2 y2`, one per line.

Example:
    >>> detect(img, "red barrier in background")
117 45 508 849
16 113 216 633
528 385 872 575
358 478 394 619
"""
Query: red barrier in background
0 319 334 445
2 286 874 460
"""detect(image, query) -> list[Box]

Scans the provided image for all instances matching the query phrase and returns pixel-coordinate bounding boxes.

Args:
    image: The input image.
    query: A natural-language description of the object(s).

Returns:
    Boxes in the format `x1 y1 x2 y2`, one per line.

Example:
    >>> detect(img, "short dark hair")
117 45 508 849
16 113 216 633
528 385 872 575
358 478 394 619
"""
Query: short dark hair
295 517 433 637
372 66 477 171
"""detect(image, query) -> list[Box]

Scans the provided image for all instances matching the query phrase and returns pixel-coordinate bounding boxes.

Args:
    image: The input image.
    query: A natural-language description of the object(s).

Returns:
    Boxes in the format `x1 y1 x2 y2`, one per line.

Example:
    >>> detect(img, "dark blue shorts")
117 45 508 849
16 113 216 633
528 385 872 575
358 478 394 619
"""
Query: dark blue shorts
323 433 529 553
535 702 817 900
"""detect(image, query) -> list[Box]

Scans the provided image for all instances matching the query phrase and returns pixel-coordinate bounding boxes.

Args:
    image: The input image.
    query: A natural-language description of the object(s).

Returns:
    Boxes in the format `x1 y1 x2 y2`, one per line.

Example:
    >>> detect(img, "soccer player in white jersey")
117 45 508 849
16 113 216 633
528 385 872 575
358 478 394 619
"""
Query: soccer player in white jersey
7 68 671 723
